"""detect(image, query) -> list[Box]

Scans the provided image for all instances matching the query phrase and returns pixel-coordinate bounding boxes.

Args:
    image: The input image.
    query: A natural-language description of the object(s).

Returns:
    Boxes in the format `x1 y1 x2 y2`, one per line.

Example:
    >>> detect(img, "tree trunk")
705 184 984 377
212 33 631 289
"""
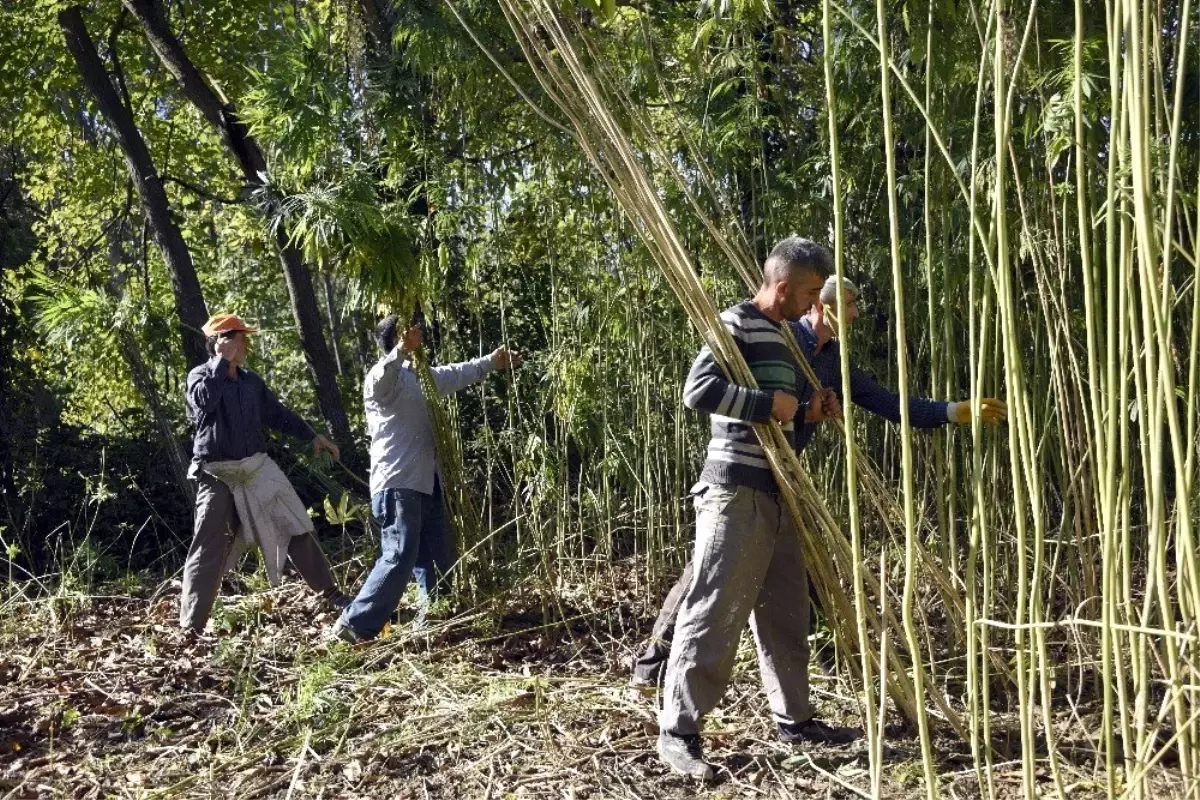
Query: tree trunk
58 5 209 369
123 0 353 447
356 0 397 55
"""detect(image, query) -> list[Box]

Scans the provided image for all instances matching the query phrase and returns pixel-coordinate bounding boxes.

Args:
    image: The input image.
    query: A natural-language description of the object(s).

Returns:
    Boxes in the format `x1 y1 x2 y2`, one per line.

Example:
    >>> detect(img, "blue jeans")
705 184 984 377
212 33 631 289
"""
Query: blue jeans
340 480 456 638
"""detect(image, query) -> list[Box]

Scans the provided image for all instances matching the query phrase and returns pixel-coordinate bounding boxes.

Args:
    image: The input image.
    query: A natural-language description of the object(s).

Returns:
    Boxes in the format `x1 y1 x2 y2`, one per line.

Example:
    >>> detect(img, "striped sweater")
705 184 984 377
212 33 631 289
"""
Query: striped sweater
683 301 799 492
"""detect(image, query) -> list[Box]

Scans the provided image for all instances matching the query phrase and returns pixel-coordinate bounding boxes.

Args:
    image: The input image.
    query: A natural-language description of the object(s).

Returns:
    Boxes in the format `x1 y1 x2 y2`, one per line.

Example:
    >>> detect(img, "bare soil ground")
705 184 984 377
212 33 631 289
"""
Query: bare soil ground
0 566 1154 799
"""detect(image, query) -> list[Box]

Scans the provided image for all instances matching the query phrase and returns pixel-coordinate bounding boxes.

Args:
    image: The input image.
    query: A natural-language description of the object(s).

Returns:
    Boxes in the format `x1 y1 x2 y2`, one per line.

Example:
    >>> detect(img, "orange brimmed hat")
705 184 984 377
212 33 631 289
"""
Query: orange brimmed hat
202 313 259 337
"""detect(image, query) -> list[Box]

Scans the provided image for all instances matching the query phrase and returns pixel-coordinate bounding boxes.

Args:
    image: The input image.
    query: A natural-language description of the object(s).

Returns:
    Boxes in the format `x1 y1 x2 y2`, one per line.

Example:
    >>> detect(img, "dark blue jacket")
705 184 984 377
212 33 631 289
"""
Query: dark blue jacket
790 317 948 454
186 355 315 462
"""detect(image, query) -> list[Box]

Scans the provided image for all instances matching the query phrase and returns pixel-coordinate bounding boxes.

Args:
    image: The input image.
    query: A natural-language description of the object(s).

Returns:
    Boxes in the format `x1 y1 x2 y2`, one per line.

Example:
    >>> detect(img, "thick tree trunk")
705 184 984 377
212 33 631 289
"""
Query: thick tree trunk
58 6 209 369
123 0 353 447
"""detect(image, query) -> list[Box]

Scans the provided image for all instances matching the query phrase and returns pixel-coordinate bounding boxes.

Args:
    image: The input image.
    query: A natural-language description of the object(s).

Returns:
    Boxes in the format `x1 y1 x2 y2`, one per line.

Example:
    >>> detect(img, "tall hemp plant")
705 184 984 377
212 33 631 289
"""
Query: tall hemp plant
834 0 1200 795
457 0 1200 796
479 0 972 747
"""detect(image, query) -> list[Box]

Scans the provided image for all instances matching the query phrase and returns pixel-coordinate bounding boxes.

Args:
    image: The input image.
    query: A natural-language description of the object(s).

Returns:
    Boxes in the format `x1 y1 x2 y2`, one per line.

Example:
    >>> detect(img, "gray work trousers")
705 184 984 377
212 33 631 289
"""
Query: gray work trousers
660 483 811 735
180 469 337 631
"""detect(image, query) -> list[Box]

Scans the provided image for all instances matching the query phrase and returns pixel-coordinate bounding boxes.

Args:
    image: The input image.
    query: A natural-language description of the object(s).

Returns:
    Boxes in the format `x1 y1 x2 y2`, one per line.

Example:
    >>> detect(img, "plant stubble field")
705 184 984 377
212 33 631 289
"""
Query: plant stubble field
3 555 1173 800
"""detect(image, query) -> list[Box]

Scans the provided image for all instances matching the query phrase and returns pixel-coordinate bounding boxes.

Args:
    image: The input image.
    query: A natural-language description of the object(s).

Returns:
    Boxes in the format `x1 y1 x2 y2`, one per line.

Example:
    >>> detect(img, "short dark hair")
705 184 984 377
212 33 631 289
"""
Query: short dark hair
375 313 399 353
763 236 833 285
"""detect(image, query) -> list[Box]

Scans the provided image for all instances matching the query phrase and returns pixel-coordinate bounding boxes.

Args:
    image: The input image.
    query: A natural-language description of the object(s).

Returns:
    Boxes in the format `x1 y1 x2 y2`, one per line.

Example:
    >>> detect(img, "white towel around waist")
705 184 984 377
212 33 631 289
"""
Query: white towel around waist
202 452 314 585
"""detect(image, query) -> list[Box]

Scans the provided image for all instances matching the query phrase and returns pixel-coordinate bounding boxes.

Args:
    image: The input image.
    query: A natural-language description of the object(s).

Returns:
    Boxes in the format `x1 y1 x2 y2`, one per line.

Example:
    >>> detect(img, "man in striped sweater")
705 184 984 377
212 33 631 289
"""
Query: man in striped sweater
657 237 845 781
635 279 1008 700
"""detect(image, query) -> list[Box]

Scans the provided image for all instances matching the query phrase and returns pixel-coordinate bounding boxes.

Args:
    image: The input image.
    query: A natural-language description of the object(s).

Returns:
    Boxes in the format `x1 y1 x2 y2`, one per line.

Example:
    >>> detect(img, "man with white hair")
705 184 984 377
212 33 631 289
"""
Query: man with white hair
793 276 1006 445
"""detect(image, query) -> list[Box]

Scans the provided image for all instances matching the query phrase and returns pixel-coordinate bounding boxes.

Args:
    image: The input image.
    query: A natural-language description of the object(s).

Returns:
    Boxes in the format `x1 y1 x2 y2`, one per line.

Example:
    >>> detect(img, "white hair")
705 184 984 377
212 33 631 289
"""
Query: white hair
820 276 859 306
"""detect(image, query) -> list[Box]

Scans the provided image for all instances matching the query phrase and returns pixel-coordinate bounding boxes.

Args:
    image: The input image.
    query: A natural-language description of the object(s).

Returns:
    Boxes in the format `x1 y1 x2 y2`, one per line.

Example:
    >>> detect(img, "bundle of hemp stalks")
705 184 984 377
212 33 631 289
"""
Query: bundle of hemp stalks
414 350 483 600
463 0 975 738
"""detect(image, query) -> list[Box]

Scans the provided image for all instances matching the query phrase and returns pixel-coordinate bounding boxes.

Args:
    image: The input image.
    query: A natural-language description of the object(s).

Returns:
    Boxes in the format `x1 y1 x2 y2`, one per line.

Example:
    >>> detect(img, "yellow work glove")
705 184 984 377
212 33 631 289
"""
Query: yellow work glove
948 398 1007 425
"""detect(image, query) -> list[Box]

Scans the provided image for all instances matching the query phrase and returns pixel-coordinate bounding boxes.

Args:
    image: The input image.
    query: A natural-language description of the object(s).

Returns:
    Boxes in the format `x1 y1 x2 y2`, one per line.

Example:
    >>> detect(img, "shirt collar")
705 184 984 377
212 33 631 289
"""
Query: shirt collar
794 316 819 351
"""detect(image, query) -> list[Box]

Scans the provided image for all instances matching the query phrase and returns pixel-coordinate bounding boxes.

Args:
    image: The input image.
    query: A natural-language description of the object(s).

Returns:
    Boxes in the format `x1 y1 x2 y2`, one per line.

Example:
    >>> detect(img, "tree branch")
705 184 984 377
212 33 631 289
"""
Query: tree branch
462 139 539 165
161 173 239 204
107 7 136 117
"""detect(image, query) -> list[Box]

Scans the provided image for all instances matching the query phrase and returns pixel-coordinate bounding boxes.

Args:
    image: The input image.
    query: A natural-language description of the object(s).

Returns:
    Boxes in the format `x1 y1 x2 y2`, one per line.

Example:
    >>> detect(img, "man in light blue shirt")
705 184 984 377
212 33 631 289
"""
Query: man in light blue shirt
333 313 519 642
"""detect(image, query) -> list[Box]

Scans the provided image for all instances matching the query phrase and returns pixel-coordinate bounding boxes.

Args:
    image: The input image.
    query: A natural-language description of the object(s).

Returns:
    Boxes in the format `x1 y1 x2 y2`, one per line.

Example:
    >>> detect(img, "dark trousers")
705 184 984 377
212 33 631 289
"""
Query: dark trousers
632 562 694 684
339 480 455 638
180 471 338 631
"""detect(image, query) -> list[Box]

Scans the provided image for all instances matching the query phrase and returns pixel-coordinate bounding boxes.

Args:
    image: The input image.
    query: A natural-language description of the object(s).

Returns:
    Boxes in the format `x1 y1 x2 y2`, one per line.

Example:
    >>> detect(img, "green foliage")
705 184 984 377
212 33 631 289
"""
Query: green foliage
323 491 369 527
3 0 1198 620
291 649 355 728
262 164 422 306
28 269 120 349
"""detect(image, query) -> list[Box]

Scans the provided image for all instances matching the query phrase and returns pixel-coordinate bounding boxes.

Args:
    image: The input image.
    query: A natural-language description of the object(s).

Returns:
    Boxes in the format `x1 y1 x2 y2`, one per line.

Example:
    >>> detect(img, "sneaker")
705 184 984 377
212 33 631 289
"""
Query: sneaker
629 673 656 689
778 718 859 746
657 731 714 781
328 618 367 644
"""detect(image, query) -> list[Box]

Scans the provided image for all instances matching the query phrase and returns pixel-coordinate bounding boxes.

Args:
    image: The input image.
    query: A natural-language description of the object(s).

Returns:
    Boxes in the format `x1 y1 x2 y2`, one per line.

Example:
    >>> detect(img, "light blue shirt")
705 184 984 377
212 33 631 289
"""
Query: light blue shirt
364 348 495 496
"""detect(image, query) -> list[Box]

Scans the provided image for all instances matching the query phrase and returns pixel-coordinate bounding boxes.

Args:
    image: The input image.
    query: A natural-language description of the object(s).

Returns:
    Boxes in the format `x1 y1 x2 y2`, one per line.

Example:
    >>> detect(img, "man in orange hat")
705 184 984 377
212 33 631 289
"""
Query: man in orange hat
181 313 349 633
